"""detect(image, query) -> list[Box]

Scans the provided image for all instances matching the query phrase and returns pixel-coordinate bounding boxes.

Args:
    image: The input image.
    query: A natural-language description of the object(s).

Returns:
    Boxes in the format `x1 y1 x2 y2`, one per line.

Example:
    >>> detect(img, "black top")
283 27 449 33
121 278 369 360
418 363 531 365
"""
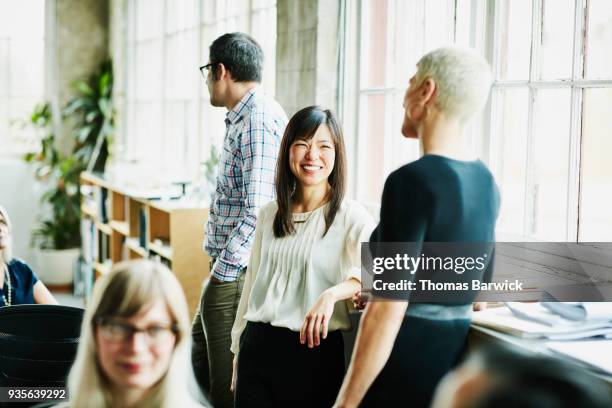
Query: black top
0 259 39 307
371 155 500 243
370 155 500 303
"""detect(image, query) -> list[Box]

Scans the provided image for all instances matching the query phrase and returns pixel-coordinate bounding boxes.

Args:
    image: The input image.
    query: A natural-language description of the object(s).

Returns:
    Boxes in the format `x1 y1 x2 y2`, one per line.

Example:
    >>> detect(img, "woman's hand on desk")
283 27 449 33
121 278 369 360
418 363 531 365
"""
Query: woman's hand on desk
473 302 488 311
300 290 336 348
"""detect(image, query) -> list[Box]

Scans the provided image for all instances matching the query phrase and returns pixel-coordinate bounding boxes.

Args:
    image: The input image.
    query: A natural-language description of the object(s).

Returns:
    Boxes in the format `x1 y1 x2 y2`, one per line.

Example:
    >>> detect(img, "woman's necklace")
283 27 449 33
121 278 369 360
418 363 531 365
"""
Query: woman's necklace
1 265 11 306
294 210 315 224
293 197 328 224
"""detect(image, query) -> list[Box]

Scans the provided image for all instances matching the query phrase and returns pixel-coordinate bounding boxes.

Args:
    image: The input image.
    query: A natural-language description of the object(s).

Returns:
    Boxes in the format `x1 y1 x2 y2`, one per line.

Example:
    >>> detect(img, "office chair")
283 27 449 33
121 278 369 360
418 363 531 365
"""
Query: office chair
0 305 84 388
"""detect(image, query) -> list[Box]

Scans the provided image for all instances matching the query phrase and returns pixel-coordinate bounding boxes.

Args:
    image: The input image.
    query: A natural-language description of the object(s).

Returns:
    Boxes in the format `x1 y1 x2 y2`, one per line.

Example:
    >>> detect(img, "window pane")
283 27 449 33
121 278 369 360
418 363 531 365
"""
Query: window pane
251 4 277 94
493 88 530 236
0 39 9 97
579 88 612 241
166 0 198 33
389 90 419 173
164 101 198 180
0 98 7 147
539 0 574 79
496 0 532 80
531 89 571 240
165 30 198 100
362 0 388 89
423 0 455 51
10 38 44 95
135 41 163 100
0 0 45 156
7 96 41 152
136 0 163 41
585 0 612 79
135 102 162 164
358 94 387 203
199 101 226 160
393 0 421 85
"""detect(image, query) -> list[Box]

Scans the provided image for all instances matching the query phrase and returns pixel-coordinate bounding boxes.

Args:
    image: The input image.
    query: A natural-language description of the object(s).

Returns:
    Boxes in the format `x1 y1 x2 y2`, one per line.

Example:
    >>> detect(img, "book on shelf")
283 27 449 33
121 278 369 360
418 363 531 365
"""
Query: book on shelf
73 257 87 297
97 231 110 262
139 208 148 249
80 218 93 263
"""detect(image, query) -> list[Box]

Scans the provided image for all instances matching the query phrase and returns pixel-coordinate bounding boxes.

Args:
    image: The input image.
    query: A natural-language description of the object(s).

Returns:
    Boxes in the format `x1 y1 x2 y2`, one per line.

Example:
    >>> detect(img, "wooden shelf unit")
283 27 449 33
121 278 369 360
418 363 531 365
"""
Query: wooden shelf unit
80 172 210 316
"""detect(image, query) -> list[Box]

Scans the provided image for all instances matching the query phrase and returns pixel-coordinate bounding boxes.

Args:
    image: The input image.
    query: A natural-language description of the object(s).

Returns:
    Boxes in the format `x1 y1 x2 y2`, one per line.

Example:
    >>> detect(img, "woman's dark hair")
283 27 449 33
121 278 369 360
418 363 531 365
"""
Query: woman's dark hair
273 106 346 238
209 32 263 82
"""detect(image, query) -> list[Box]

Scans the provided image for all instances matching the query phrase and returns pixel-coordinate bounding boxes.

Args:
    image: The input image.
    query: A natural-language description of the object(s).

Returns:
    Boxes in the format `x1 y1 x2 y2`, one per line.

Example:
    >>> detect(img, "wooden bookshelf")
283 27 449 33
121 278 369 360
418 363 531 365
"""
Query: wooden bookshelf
80 172 210 316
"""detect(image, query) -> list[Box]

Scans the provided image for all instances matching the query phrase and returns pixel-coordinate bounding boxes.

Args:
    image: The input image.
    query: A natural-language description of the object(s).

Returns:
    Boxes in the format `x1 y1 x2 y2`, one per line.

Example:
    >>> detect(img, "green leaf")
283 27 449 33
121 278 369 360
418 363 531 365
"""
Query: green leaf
99 71 110 94
73 80 94 96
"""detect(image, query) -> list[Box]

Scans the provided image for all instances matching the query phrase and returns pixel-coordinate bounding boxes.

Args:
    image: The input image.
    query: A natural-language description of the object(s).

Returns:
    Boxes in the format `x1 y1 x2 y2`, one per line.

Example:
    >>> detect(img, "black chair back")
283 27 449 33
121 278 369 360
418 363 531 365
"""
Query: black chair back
0 305 84 389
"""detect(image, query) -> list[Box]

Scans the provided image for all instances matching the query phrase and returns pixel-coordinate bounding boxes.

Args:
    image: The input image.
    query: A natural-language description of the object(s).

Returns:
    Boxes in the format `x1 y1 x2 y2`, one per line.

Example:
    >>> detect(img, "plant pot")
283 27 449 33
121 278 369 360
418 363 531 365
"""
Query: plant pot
34 248 80 286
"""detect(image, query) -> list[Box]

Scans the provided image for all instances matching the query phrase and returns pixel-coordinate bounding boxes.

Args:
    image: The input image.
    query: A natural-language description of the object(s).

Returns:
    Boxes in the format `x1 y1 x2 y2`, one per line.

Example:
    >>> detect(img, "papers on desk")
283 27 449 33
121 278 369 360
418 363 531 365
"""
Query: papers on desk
472 303 612 340
547 340 612 375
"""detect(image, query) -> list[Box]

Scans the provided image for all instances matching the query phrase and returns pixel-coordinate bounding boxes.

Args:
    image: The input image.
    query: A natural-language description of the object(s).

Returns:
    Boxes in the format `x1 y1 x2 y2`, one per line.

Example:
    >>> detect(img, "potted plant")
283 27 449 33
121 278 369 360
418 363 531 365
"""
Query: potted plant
63 60 114 173
23 61 114 287
23 103 82 286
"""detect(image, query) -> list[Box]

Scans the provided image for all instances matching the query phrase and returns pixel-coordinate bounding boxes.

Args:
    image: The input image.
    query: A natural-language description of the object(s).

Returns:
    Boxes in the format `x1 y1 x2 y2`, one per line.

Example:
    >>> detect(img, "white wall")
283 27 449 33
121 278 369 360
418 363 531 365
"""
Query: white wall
0 157 44 268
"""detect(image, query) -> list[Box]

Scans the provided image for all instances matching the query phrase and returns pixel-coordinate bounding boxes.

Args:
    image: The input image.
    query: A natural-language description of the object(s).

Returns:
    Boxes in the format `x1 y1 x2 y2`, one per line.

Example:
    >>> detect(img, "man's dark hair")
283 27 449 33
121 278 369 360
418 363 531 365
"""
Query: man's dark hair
472 346 612 408
209 32 263 82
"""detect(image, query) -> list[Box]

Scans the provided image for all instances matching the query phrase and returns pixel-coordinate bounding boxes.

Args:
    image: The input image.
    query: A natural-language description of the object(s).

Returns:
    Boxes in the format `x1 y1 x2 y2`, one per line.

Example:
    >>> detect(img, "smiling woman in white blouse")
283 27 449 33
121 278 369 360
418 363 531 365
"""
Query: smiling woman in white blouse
230 106 375 408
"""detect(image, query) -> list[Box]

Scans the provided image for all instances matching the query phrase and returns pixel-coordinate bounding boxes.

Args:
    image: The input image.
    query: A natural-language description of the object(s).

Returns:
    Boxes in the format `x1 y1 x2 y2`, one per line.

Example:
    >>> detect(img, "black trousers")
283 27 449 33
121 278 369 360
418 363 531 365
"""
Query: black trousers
361 315 471 408
235 321 345 408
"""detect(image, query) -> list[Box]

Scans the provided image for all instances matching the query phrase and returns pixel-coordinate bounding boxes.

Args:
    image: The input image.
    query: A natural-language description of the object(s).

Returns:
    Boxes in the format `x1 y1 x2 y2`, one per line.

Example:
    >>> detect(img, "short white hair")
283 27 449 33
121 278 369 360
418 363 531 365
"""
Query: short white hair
414 46 492 123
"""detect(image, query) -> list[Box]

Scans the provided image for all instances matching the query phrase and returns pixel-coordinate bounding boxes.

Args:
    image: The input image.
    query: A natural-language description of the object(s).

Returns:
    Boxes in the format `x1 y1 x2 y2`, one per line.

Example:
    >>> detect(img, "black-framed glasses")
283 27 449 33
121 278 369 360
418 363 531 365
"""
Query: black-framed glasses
95 317 178 344
199 63 217 79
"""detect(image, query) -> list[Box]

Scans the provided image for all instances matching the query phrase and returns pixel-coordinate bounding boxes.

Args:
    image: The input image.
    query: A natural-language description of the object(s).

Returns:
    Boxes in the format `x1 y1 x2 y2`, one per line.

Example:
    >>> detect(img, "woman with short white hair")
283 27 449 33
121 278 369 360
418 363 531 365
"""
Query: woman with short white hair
334 47 500 408
65 260 206 408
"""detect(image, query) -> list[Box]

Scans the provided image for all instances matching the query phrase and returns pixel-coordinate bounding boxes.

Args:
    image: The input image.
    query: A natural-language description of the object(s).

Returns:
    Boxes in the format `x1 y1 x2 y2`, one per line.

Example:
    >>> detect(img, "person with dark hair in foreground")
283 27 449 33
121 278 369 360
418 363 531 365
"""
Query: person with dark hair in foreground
431 346 612 408
193 32 288 408
230 106 375 407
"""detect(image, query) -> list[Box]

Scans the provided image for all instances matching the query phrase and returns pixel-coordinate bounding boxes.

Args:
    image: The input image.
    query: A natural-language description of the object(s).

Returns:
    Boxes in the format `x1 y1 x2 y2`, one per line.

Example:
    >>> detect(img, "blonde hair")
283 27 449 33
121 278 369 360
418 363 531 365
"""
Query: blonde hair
414 46 492 123
67 260 201 408
0 206 13 265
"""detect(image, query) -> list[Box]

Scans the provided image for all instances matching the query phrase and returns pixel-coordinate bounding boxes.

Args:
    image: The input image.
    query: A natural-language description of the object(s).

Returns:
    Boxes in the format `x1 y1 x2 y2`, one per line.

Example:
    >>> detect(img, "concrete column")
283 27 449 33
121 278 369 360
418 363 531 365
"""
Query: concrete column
276 0 340 117
45 0 109 153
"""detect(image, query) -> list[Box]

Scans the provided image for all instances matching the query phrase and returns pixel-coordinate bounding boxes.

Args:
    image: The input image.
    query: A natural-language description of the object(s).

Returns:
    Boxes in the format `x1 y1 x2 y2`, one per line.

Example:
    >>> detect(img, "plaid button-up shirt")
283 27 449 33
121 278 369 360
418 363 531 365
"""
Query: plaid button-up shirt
204 87 288 281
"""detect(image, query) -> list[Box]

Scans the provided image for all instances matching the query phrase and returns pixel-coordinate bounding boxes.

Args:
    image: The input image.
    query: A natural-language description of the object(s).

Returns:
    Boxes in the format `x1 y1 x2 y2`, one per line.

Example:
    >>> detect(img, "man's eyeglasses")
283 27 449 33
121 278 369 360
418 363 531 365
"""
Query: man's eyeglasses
199 63 218 79
95 317 178 344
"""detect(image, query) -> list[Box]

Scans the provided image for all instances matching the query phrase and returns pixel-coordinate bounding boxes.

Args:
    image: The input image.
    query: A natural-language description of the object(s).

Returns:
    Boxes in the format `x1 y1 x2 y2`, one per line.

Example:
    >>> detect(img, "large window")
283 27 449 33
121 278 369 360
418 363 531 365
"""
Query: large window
0 0 46 156
489 0 612 241
341 0 470 204
123 0 277 183
342 0 612 242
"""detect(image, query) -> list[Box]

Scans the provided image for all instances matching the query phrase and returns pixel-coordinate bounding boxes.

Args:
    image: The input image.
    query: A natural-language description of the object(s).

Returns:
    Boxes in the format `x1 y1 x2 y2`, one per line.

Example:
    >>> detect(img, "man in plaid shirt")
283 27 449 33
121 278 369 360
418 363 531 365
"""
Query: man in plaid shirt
193 32 288 408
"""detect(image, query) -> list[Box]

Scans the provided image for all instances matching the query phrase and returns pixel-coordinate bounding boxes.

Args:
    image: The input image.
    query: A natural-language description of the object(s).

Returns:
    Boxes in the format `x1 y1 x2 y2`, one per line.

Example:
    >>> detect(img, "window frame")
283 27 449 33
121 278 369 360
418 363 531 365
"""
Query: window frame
122 0 277 182
488 0 612 242
341 0 612 242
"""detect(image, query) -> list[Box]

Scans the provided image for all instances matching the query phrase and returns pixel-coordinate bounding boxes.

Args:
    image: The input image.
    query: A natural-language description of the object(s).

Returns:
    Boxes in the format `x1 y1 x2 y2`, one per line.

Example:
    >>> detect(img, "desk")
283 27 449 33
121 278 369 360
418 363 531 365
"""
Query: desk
468 324 612 385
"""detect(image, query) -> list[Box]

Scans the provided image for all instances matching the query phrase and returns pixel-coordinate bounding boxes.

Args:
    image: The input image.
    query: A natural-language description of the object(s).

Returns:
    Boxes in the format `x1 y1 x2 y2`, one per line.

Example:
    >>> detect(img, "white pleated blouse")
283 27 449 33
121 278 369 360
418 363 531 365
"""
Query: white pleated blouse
230 199 375 355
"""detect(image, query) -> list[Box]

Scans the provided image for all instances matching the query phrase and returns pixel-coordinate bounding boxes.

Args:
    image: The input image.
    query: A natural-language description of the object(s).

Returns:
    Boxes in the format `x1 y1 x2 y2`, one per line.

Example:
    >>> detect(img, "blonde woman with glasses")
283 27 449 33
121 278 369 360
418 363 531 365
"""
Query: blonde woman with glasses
64 260 207 408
